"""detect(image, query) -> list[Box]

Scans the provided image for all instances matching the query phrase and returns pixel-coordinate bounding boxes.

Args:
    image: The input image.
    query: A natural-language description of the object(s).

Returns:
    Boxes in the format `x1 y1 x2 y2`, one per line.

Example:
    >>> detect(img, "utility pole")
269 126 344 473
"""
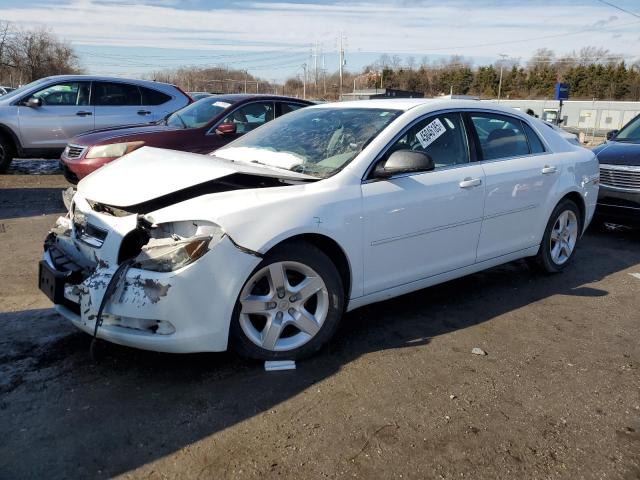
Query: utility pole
244 70 248 93
338 32 346 100
301 63 307 99
312 41 319 92
497 53 508 101
322 53 327 96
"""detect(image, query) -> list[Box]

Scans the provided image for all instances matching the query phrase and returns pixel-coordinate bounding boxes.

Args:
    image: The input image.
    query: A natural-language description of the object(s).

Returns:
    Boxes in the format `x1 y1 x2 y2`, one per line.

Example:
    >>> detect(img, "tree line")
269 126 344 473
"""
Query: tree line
0 21 82 86
349 48 640 101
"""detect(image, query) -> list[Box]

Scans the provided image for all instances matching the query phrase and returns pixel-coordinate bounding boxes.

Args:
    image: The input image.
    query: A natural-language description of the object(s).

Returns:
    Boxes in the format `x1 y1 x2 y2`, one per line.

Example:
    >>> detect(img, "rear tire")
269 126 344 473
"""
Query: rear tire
230 242 344 361
0 134 15 173
527 199 581 273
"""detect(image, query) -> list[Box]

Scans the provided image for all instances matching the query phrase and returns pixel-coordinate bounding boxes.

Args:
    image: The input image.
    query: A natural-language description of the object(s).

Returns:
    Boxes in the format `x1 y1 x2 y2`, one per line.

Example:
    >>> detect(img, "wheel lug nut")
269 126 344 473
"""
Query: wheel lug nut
288 308 295 315
276 311 283 319
267 302 277 309
277 291 285 299
289 295 297 302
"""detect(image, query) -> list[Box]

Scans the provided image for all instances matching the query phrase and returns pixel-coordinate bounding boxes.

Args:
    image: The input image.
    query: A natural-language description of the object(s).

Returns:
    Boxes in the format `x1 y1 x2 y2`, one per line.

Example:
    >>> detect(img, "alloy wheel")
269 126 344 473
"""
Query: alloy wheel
549 210 578 265
239 261 329 352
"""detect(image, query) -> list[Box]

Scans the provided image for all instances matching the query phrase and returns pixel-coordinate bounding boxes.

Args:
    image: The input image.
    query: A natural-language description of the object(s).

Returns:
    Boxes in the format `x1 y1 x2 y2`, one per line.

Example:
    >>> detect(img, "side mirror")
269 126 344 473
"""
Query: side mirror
606 129 619 141
215 123 236 135
374 150 435 179
25 97 42 108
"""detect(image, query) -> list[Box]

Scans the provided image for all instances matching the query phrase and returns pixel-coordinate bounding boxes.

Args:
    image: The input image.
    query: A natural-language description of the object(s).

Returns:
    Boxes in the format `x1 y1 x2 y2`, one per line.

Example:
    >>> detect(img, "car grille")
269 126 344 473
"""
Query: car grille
65 144 86 159
599 164 640 191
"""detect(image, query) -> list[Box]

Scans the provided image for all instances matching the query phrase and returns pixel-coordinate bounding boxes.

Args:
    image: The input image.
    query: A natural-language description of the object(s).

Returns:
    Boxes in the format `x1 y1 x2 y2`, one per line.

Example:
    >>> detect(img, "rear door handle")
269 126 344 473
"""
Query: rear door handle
459 177 482 188
76 111 92 116
541 165 557 174
137 110 151 115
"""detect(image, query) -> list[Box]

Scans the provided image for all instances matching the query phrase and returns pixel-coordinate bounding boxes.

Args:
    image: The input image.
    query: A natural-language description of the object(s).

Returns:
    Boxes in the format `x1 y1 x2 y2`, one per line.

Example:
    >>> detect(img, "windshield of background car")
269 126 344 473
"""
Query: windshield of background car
166 98 233 129
1 77 50 102
214 107 402 178
616 115 640 142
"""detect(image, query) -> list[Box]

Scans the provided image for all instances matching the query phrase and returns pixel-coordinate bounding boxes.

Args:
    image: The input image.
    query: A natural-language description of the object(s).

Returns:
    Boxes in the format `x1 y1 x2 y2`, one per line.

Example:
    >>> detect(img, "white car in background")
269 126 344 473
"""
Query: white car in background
544 121 584 146
39 99 599 360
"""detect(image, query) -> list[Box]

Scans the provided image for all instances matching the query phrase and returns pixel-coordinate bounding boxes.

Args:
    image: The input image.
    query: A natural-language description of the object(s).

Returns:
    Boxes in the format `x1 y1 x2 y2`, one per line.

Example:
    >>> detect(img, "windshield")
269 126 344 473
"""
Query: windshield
166 98 233 129
214 107 402 178
0 77 51 102
615 115 640 142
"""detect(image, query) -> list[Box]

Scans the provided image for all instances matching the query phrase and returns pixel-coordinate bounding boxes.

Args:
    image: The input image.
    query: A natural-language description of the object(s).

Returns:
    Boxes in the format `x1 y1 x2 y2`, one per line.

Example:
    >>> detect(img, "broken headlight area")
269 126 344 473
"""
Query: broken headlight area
132 220 225 272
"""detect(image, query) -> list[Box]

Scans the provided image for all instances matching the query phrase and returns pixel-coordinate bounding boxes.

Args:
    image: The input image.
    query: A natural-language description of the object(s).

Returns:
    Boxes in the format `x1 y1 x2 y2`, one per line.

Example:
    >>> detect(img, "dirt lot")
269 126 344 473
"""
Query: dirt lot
1 166 639 479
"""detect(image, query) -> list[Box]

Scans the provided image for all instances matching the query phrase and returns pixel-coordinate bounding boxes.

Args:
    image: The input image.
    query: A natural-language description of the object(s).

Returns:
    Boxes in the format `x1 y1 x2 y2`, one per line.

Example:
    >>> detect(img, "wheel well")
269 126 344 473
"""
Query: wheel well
270 234 352 300
562 191 586 230
0 124 20 154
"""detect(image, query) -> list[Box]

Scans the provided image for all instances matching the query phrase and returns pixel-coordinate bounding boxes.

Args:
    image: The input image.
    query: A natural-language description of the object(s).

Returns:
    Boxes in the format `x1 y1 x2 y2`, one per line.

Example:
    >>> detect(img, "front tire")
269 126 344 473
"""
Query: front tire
527 199 581 273
0 134 15 173
230 242 344 361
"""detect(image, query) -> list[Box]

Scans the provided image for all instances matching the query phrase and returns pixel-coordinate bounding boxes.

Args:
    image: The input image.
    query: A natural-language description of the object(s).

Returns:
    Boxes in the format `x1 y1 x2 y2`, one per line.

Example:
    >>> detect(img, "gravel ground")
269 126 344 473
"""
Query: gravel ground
0 168 639 479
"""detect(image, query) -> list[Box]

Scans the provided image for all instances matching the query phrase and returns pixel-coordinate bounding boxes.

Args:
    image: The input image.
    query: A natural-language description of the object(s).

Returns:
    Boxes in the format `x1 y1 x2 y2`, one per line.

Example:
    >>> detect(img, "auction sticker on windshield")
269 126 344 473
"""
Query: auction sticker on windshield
416 118 446 148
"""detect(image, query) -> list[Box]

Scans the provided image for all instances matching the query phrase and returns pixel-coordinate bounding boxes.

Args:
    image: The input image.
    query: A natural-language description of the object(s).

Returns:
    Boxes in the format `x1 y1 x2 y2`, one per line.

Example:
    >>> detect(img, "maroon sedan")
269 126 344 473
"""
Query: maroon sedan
60 94 312 183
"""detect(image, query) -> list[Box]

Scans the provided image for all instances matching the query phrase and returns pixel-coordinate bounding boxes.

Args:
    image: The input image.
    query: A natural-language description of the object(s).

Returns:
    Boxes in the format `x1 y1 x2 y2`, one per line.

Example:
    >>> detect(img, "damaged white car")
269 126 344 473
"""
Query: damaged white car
39 99 599 360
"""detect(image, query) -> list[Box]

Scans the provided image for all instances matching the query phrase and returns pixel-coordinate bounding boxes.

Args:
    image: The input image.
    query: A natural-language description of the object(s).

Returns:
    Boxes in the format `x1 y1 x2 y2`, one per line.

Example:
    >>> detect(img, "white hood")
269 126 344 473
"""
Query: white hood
77 146 315 207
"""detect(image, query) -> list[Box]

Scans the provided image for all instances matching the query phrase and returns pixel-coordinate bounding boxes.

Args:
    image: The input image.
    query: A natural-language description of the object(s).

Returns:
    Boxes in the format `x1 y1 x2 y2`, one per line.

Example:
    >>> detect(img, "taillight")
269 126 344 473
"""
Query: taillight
173 85 193 103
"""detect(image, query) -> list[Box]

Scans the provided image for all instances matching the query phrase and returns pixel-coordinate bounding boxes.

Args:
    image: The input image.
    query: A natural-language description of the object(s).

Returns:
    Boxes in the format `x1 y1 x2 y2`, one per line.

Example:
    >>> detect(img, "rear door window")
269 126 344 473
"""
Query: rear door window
140 86 171 106
92 82 141 106
276 102 307 117
469 113 530 160
522 122 546 154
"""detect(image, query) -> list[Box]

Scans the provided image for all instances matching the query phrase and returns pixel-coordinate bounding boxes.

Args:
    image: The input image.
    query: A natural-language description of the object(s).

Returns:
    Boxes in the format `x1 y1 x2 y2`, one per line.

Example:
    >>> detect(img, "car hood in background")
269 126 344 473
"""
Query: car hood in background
76 147 316 207
593 141 640 166
73 123 185 145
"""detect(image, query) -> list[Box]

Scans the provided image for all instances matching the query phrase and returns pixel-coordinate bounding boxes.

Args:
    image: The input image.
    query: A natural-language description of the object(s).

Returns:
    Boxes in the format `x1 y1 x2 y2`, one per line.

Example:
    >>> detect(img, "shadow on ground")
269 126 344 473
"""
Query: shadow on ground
0 188 65 220
6 159 62 175
0 226 639 478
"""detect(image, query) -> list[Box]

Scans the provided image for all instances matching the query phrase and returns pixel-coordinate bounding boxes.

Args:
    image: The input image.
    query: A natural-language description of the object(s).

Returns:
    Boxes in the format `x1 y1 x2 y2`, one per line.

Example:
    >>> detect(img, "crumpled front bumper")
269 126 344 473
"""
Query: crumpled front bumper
42 209 261 353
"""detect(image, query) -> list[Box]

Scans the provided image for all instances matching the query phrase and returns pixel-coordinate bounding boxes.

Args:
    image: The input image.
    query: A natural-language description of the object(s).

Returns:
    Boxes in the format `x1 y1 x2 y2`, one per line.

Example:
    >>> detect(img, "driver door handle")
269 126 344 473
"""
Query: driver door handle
137 110 152 115
541 165 557 174
459 177 482 188
76 111 92 116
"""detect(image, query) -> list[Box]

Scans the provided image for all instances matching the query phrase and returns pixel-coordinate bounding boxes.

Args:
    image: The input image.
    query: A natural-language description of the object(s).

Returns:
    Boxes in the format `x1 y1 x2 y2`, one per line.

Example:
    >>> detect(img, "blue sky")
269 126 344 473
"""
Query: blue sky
0 0 639 82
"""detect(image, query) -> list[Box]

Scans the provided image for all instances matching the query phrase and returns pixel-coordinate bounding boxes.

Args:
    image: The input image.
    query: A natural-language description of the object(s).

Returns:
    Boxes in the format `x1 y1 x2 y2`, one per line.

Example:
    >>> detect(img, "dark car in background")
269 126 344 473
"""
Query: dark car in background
60 94 312 183
593 113 640 227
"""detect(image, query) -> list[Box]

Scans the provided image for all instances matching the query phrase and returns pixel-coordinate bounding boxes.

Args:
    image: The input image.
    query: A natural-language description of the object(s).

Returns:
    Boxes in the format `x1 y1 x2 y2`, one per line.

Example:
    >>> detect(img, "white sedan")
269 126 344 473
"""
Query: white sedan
39 99 599 360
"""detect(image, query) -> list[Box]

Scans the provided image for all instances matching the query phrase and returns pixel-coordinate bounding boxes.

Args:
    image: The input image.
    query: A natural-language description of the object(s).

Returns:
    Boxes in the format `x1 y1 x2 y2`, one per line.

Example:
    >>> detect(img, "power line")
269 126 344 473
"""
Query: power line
359 18 640 55
595 0 640 19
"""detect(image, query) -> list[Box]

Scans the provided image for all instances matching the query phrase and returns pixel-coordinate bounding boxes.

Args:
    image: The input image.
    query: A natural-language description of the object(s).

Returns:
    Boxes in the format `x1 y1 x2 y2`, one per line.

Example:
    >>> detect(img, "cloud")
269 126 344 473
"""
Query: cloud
0 0 638 77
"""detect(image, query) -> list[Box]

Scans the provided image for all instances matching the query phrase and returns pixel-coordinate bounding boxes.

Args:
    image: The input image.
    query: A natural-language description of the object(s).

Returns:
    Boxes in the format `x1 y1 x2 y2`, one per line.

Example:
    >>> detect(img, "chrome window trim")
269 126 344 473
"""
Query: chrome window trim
205 100 277 136
361 107 555 183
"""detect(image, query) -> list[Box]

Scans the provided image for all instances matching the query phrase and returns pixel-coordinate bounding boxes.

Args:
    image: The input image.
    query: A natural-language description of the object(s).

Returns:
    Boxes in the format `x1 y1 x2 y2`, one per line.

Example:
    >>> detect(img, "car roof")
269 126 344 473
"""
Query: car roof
203 93 313 104
310 98 529 116
37 74 177 88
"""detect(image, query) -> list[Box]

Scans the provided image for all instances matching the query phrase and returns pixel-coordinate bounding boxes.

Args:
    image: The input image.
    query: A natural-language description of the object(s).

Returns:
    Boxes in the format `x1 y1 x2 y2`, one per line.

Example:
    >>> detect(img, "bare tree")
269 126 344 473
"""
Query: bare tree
0 21 82 85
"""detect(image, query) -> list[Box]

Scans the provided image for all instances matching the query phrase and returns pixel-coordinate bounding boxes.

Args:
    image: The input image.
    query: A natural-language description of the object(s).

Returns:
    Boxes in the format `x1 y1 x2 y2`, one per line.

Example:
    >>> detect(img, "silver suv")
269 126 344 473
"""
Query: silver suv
0 75 191 171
